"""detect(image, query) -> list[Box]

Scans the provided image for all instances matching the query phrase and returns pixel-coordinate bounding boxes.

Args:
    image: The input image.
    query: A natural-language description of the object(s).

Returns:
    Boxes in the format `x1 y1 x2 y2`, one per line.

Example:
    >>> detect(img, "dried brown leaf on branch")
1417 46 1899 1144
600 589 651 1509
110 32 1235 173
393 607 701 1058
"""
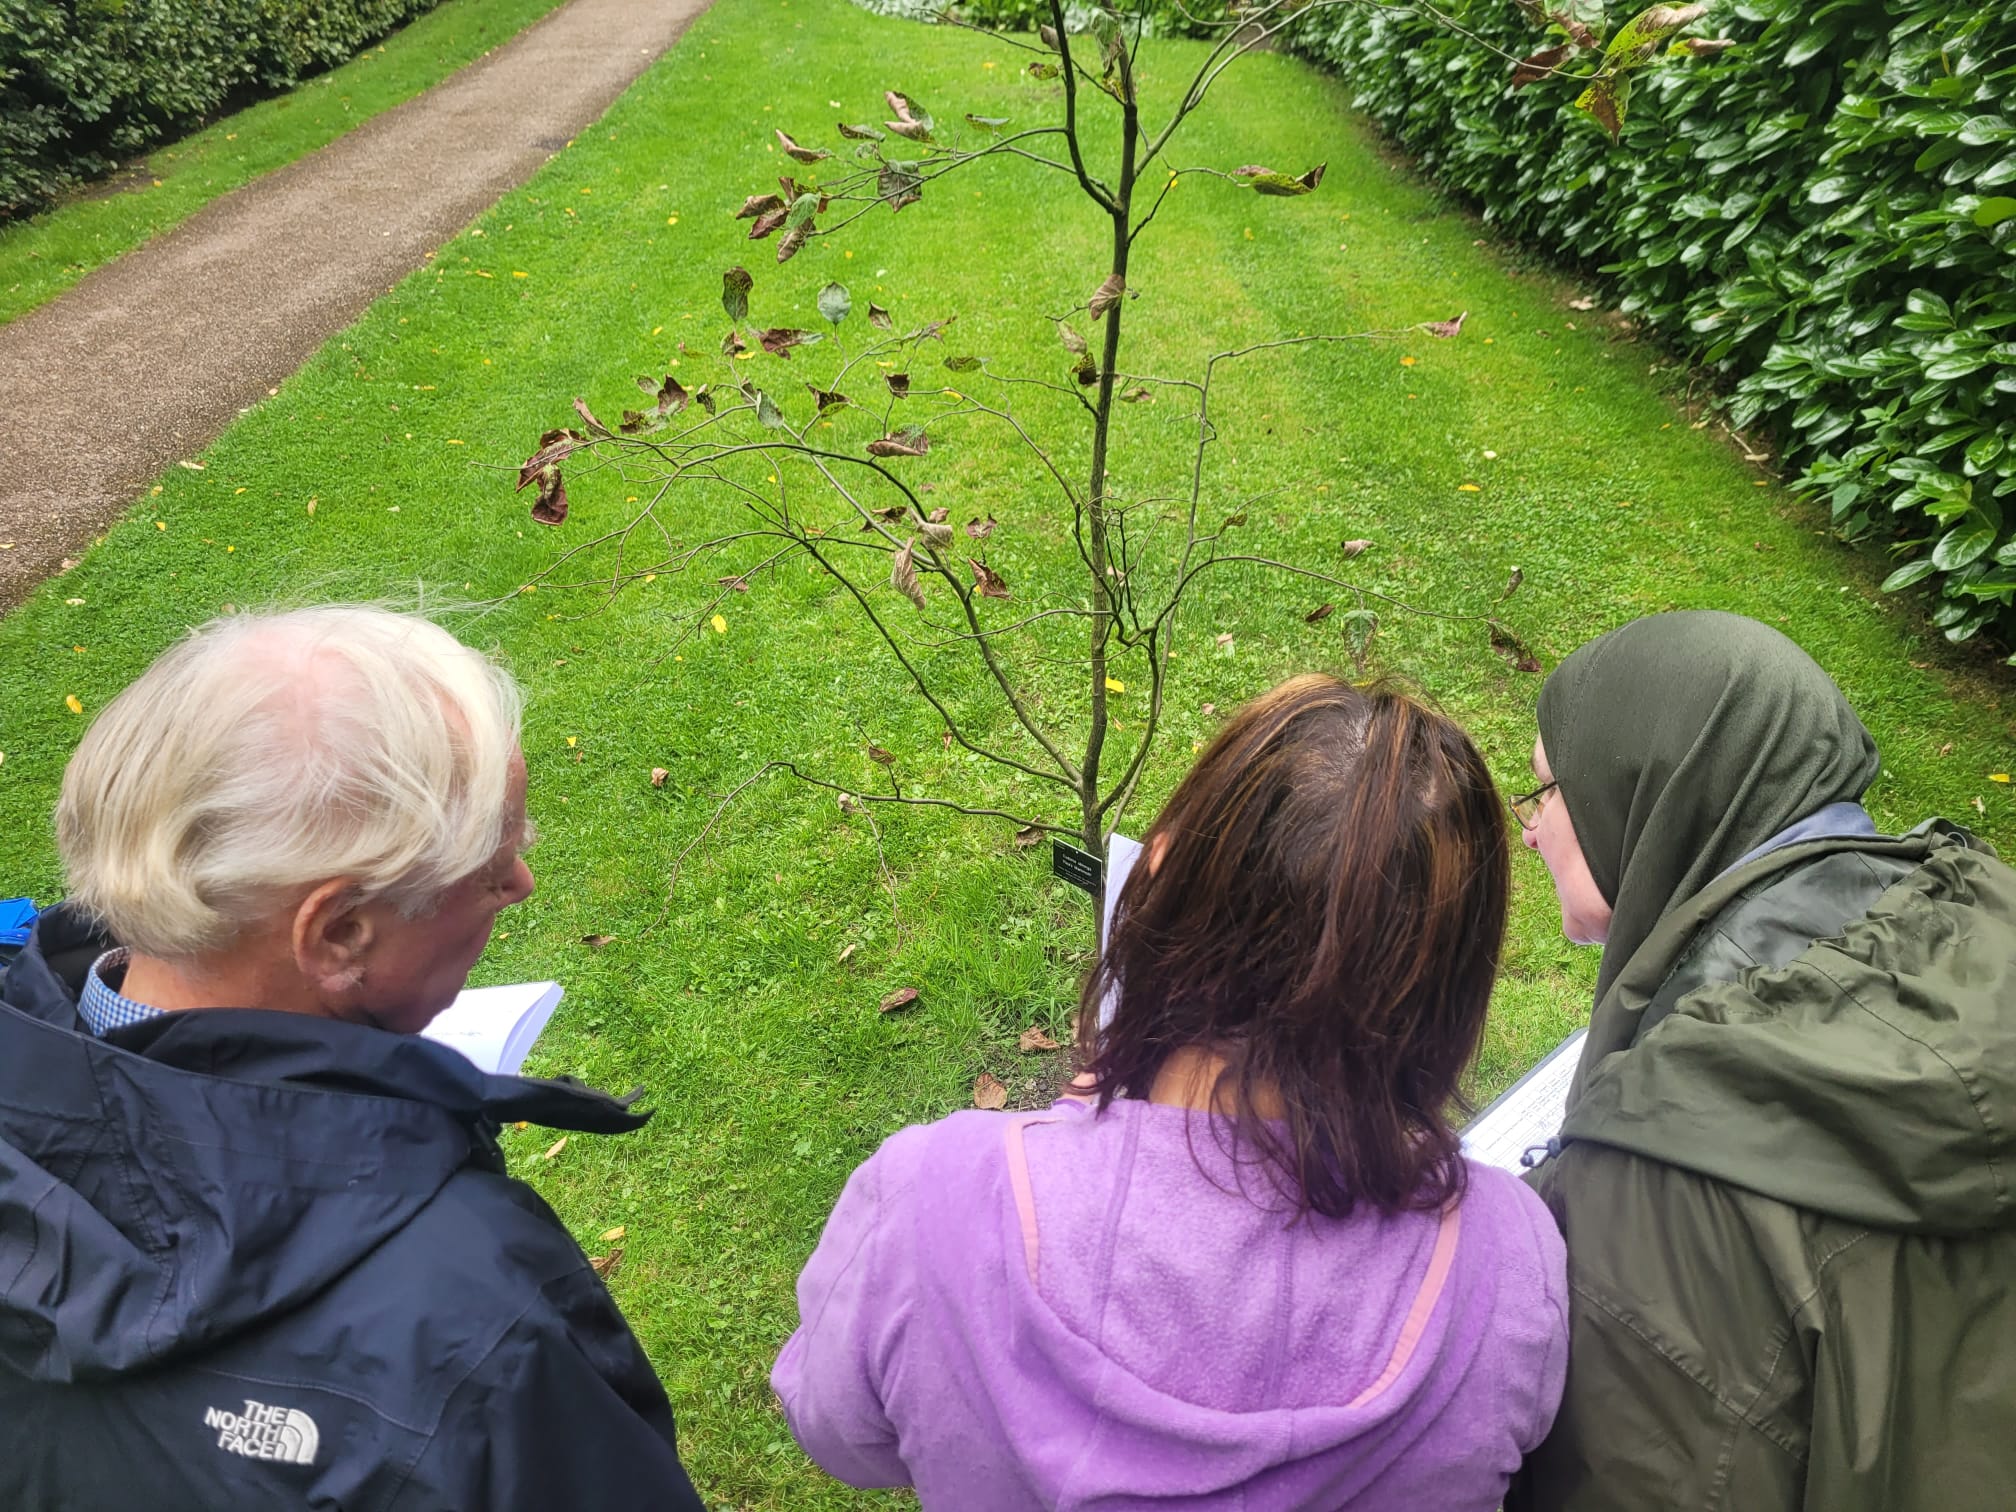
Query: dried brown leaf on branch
867 743 896 766
1423 311 1468 339
776 222 812 264
878 164 923 212
878 986 920 1013
807 384 850 412
1509 43 1571 87
1018 1026 1061 1054
1055 321 1088 355
885 90 931 127
721 265 753 322
775 129 831 164
1088 274 1126 319
1305 603 1335 624
736 193 785 220
868 303 893 330
926 505 949 523
886 372 911 399
747 206 788 240
572 396 610 436
972 1073 1008 1110
529 466 568 525
965 515 997 540
920 521 955 548
761 327 822 359
969 559 1011 599
836 121 885 140
890 539 927 608
867 429 930 458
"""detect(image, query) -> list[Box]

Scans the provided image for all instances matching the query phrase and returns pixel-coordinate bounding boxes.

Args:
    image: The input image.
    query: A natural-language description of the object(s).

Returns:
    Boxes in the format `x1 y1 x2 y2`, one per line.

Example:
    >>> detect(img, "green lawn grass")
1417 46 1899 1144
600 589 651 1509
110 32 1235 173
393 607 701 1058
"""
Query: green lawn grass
2 1 2013 1505
0 0 569 328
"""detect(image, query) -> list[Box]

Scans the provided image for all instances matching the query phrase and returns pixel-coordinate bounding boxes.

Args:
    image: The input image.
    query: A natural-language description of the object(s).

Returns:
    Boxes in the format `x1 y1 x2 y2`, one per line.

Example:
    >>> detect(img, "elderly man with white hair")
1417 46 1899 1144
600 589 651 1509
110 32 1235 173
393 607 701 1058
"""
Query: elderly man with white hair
0 606 705 1511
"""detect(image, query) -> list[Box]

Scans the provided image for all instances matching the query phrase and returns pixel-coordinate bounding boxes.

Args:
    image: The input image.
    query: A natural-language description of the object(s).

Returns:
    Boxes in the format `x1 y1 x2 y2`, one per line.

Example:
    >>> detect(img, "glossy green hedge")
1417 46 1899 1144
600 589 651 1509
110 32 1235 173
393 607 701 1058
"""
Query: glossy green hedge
1288 0 2016 653
0 0 443 217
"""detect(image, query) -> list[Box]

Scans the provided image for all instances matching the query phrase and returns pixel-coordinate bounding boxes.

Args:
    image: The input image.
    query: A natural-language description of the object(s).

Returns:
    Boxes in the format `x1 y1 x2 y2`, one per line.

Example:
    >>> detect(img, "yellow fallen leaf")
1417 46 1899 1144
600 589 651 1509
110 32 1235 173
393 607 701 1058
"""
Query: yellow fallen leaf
306 499 316 515
225 545 235 552
512 270 529 279
446 438 465 445
711 614 727 635
644 573 657 583
599 1225 626 1242
1105 677 1125 693
542 1136 568 1161
155 521 166 530
150 486 163 497
513 1121 528 1131
235 486 247 494
1400 356 1418 367
1992 773 2011 783
472 269 493 278
1243 227 1254 240
1458 483 1481 492
566 736 578 748
65 695 83 714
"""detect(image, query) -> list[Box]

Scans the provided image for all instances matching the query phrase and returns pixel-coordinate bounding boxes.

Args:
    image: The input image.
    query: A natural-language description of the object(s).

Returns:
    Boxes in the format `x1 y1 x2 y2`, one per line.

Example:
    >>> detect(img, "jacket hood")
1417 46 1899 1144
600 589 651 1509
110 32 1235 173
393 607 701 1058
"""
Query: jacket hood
1564 827 2016 1235
0 904 648 1384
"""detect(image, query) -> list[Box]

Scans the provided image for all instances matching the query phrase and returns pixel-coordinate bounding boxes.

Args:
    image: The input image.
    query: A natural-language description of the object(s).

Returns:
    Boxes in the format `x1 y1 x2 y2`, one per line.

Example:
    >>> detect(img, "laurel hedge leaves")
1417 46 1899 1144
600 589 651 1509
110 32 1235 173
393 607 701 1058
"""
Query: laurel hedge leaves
1288 0 2016 654
0 0 444 217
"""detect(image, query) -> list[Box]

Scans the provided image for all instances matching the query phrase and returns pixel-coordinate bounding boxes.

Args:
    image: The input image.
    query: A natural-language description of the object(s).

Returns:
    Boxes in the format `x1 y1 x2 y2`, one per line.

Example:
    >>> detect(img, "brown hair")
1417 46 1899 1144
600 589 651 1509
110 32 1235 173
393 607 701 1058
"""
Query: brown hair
1079 673 1510 1218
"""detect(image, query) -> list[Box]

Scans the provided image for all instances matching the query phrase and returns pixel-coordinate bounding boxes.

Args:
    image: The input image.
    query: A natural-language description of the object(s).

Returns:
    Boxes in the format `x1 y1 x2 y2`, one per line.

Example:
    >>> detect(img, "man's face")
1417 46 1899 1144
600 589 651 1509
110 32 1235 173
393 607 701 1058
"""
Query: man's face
1522 735 1613 947
350 750 535 1033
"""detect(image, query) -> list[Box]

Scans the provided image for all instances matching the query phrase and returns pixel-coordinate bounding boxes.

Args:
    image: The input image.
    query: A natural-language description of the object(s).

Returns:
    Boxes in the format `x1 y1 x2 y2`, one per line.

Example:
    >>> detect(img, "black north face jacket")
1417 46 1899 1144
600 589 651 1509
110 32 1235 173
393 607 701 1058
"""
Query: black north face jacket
0 905 706 1511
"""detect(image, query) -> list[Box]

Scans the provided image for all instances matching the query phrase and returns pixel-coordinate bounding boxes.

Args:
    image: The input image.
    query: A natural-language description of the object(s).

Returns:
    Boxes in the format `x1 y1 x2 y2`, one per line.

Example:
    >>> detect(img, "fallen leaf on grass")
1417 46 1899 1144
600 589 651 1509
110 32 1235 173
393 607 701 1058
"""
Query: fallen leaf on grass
711 614 728 634
65 695 83 714
1201 702 1216 716
1341 539 1372 557
879 987 920 1013
1018 1026 1061 1054
1489 624 1543 675
590 1249 623 1280
972 1073 1008 1110
651 766 669 787
1938 743 1954 757
581 933 616 949
599 1225 627 1243
837 942 858 964
1568 296 1597 311
543 1137 569 1161
1305 603 1335 624
1993 773 2011 783
1119 387 1153 403
867 744 897 766
1423 311 1467 339
1013 826 1044 849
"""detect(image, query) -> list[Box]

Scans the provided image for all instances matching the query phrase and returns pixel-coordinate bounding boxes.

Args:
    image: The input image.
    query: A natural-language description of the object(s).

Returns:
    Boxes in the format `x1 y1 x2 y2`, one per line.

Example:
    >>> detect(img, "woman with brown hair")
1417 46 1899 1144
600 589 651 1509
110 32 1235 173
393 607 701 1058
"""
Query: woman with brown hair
774 673 1567 1510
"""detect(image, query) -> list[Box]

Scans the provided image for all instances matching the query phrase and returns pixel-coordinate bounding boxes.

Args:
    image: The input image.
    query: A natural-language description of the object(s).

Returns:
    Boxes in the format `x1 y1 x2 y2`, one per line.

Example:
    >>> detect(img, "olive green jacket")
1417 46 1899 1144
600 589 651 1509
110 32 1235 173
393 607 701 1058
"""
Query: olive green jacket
1510 823 2016 1512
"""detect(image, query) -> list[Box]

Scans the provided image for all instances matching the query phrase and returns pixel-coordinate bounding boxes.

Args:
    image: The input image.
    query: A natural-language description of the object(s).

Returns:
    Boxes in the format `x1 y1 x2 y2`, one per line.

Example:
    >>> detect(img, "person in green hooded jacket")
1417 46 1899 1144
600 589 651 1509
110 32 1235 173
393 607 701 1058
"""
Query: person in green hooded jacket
1503 610 2016 1512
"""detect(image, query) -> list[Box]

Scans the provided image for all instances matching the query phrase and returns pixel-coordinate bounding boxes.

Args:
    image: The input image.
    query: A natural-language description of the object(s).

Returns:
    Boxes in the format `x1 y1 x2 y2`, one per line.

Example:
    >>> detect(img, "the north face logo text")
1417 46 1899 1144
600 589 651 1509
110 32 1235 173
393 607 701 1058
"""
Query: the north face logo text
203 1399 320 1465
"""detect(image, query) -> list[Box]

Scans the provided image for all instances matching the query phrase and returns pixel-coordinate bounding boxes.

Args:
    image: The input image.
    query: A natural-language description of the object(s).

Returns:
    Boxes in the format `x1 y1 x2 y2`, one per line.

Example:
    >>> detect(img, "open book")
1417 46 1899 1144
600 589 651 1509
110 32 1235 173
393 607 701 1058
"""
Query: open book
1459 1027 1585 1173
1098 833 1580 1171
419 981 562 1075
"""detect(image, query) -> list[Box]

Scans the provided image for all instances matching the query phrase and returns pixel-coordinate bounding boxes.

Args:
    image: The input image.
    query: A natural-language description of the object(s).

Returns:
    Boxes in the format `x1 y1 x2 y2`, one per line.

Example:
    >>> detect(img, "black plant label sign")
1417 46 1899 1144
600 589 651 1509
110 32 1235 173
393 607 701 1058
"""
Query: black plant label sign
1051 841 1102 896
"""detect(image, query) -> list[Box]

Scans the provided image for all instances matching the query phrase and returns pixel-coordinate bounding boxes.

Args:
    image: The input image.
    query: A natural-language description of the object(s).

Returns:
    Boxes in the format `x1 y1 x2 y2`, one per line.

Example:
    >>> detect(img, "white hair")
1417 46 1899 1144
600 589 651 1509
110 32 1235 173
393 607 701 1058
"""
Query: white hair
57 606 524 960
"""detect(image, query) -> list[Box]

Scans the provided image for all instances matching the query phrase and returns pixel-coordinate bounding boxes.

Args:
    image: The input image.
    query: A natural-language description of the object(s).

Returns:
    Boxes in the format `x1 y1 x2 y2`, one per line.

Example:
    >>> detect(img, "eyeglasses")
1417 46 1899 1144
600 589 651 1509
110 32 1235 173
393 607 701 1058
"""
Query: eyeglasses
1508 779 1558 830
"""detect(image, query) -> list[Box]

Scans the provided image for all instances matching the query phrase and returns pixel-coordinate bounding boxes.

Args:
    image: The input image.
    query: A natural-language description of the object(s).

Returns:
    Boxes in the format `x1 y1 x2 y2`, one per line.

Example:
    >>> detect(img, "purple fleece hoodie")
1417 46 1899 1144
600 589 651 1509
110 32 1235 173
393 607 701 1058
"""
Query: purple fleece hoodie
774 1097 1567 1510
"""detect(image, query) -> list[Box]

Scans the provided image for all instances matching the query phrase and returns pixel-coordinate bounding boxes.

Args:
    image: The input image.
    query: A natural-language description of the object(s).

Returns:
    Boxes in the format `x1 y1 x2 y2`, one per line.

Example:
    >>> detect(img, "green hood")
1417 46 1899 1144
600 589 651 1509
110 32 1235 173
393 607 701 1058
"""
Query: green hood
1563 825 2016 1236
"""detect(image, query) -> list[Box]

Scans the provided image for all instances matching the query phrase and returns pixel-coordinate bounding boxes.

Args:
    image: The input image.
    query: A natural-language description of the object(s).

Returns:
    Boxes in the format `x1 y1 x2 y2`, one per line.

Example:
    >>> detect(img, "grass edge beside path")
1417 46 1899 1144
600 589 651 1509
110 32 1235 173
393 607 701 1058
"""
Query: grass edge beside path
0 0 572 328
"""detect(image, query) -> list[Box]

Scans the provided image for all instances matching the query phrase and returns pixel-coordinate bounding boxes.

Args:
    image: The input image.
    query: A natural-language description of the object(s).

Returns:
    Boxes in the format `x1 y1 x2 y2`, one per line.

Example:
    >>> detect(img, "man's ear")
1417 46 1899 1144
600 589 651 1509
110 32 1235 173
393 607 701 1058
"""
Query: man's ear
291 879 374 994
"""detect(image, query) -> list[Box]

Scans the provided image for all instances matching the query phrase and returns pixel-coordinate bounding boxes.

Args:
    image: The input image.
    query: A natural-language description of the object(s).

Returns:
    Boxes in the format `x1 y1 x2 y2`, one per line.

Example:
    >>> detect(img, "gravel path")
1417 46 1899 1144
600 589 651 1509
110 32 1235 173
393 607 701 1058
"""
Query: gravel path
0 0 711 610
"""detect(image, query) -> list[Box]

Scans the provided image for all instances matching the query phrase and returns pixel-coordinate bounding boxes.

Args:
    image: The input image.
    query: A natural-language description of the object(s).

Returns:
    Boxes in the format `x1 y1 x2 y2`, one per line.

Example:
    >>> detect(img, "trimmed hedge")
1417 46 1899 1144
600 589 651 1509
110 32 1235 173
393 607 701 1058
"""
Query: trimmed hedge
1288 0 2016 653
0 0 445 218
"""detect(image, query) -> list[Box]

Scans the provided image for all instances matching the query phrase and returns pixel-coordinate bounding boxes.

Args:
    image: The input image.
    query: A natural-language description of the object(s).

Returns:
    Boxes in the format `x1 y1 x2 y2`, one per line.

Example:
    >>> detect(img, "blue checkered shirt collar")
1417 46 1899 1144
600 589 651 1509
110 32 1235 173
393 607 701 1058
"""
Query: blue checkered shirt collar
77 948 164 1037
